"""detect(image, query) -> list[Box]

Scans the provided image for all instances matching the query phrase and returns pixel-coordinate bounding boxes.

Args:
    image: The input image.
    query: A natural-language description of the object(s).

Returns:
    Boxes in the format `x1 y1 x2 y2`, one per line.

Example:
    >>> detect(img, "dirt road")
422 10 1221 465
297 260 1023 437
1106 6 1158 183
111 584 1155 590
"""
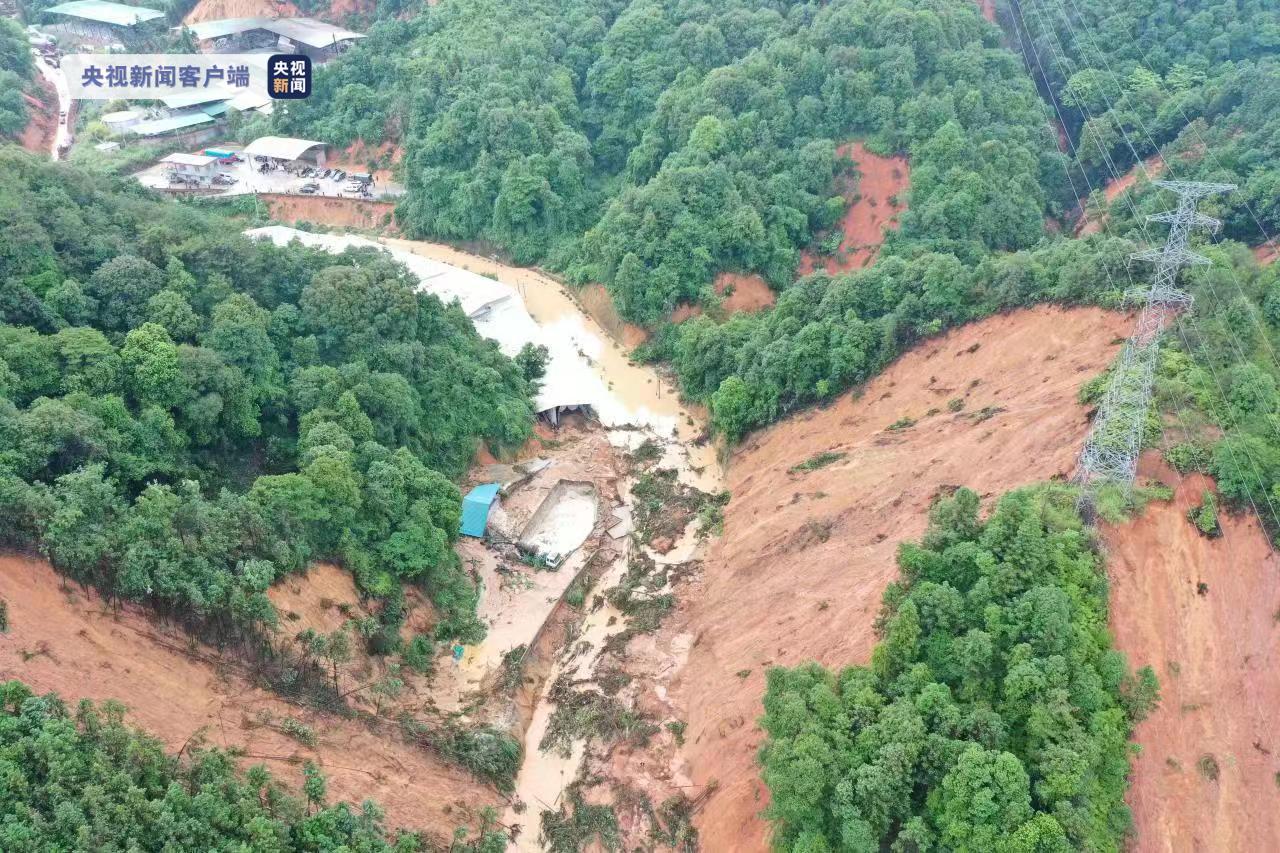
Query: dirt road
31 53 70 160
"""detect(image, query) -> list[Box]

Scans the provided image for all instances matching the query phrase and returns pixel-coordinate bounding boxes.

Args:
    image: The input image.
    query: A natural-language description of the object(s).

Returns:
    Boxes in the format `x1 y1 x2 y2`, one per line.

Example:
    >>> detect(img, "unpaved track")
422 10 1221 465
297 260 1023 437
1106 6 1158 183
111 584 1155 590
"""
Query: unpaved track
1106 455 1280 852
672 306 1131 850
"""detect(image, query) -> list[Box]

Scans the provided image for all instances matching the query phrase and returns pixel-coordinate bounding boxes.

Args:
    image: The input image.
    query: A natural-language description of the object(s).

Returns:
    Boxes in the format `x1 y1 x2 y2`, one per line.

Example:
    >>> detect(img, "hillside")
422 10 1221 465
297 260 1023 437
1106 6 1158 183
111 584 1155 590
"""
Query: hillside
0 554 499 837
657 306 1131 848
1106 456 1280 851
277 0 1054 325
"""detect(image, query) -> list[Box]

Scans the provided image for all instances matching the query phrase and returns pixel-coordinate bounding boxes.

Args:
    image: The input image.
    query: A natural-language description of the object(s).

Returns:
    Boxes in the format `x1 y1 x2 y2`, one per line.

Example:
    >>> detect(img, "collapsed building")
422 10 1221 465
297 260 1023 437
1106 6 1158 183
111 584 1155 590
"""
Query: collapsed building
246 227 599 427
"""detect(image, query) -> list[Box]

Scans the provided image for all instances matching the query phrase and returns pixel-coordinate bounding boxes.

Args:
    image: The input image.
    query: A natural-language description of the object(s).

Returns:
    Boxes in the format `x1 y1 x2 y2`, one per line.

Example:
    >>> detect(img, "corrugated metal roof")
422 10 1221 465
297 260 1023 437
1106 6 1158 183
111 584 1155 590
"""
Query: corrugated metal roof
243 135 324 161
460 483 500 537
161 152 217 166
46 0 165 27
160 91 226 109
130 112 215 137
267 17 364 48
227 90 271 111
180 16 364 48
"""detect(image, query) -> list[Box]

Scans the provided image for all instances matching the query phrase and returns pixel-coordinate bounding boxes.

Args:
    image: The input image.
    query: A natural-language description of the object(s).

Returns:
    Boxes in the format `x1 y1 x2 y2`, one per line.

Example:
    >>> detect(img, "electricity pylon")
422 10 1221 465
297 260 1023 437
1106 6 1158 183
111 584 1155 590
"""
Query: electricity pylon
1075 180 1234 507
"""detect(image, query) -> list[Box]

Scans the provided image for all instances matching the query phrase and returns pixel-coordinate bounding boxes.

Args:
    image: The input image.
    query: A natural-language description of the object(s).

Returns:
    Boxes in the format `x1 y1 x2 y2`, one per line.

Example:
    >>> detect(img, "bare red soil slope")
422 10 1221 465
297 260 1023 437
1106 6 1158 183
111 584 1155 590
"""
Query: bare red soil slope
796 141 909 276
16 78 56 156
1077 157 1166 236
0 555 498 836
184 0 298 23
712 272 776 315
672 306 1131 850
261 193 398 231
1106 456 1280 852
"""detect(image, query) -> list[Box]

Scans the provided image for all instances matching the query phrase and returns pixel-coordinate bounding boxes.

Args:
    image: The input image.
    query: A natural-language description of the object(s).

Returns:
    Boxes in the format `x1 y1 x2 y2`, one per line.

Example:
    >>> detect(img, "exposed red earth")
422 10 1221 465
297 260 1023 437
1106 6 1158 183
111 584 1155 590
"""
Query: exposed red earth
1105 454 1280 852
662 306 1131 849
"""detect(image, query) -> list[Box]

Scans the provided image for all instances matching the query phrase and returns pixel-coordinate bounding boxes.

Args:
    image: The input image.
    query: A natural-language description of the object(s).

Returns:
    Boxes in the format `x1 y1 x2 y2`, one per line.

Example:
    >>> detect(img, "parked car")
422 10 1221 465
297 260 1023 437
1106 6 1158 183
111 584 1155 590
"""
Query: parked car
298 182 320 194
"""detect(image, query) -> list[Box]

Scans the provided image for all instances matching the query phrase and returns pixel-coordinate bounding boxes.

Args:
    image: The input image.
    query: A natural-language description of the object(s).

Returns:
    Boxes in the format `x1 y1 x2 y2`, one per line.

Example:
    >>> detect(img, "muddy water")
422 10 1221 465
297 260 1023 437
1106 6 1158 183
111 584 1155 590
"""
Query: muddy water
382 238 721 493
373 242 724 848
503 472 711 851
247 224 723 848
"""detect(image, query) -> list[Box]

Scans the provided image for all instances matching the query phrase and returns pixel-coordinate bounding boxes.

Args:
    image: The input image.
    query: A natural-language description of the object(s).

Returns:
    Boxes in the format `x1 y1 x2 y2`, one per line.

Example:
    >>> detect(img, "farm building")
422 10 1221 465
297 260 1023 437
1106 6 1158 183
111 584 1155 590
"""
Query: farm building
180 16 364 61
45 0 165 39
129 111 216 139
243 135 327 166
160 152 218 183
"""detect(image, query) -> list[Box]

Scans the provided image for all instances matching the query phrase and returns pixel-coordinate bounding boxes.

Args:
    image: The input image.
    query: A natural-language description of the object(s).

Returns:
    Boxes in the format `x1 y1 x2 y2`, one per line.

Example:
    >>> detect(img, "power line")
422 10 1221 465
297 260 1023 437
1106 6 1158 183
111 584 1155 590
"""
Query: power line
1075 181 1233 507
1021 0 1280 532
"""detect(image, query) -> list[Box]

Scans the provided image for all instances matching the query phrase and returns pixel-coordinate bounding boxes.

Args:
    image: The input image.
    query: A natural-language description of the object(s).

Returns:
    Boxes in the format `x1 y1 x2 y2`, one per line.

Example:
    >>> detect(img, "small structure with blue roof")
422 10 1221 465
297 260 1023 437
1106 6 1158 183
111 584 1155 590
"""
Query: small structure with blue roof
460 483 501 538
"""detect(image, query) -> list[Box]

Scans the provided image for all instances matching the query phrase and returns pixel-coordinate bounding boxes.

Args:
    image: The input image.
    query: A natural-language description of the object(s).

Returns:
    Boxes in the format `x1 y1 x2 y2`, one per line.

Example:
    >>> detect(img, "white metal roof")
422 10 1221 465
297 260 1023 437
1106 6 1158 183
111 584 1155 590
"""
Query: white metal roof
101 109 140 122
243 136 325 161
161 152 218 167
245 228 612 419
160 91 226 109
180 16 365 48
46 0 164 26
268 17 364 48
130 112 215 136
226 90 271 112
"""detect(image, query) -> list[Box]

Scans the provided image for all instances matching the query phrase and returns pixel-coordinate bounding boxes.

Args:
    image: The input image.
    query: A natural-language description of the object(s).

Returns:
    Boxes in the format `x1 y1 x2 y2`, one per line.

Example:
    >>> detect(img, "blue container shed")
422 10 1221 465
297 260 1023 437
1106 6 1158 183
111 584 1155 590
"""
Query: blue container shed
460 483 500 537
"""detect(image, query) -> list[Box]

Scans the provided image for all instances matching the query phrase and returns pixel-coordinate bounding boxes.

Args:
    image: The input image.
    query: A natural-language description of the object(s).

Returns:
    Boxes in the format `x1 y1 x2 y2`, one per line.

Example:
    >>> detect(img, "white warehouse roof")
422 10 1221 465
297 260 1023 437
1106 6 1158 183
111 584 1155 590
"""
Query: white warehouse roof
46 0 164 26
161 152 218 167
243 135 325 161
180 16 365 48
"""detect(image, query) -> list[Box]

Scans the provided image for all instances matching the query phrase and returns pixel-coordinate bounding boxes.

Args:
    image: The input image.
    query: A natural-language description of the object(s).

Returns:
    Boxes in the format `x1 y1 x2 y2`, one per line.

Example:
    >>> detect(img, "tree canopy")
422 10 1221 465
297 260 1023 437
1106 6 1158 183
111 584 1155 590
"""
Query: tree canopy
1013 0 1280 243
0 19 36 140
281 0 1062 324
760 486 1157 852
0 680 507 852
0 150 535 643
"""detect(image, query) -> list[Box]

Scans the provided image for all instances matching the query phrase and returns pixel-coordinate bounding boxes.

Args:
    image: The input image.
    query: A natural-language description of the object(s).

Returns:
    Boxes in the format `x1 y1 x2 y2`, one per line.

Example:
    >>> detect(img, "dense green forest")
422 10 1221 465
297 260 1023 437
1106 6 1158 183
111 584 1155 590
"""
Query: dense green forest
0 680 506 851
1013 0 1280 242
1008 1 1280 528
280 0 1064 324
0 151 535 645
760 486 1157 852
655 234 1132 439
0 19 36 141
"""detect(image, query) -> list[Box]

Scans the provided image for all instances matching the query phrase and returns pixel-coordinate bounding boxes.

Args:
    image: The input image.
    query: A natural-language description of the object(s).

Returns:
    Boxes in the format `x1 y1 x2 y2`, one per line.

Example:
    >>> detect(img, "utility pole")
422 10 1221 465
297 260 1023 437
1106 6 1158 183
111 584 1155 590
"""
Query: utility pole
1075 180 1234 509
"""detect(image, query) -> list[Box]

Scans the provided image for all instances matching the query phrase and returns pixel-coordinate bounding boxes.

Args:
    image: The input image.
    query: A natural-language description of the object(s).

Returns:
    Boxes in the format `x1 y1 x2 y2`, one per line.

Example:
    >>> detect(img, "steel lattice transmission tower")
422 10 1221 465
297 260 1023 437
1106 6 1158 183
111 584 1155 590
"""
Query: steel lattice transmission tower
1075 180 1235 505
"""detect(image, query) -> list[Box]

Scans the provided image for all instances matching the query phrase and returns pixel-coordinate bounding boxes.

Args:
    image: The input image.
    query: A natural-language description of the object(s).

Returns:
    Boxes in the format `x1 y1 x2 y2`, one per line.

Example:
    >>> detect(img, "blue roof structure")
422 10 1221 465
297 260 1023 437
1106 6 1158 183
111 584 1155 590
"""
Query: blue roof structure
460 483 500 537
